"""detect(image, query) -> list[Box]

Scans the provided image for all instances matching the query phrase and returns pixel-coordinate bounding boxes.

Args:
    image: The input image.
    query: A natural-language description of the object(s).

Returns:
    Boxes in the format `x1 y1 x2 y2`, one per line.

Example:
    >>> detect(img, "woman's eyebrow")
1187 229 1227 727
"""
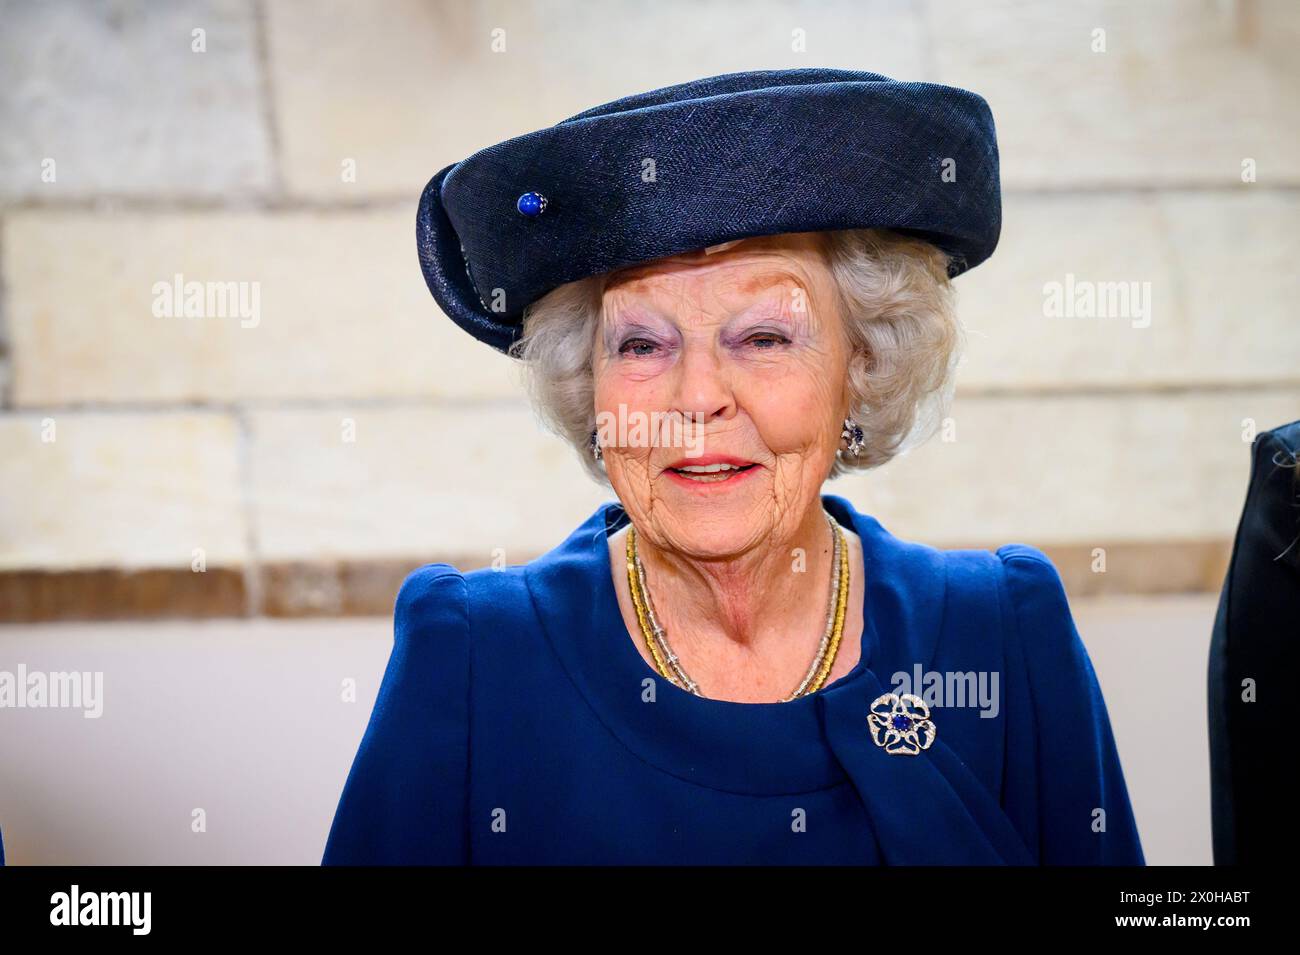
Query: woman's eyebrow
728 296 791 322
600 307 673 350
725 282 806 323
724 270 815 312
735 265 813 293
604 299 668 328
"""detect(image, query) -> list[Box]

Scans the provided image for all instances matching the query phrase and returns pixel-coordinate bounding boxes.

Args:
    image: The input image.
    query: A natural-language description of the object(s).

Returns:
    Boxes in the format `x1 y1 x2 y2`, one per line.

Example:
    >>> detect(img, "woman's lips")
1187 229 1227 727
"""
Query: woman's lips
663 461 761 488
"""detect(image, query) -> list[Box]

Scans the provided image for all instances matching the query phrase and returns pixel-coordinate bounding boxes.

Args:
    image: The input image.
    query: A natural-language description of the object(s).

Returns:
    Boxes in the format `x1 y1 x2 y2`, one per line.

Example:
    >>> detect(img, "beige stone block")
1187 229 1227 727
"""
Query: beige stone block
954 193 1178 389
248 403 611 562
0 412 246 571
1156 190 1300 383
4 209 516 405
927 0 1300 187
0 0 271 200
267 0 927 199
953 191 1300 389
832 389 1300 545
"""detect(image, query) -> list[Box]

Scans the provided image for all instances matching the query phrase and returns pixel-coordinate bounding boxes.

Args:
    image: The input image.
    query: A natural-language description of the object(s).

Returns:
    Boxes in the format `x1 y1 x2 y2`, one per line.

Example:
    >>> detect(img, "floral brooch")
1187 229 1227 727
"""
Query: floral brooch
868 692 937 756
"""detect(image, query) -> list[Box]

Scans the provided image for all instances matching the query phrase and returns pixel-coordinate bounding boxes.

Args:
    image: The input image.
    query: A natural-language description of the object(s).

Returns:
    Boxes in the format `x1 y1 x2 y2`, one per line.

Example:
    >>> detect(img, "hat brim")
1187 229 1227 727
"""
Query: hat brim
417 162 519 353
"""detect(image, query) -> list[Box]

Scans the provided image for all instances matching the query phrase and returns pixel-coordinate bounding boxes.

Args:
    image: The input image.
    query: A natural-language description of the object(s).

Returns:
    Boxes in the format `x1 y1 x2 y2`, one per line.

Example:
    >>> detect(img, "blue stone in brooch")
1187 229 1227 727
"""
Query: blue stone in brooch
516 191 548 217
869 692 937 756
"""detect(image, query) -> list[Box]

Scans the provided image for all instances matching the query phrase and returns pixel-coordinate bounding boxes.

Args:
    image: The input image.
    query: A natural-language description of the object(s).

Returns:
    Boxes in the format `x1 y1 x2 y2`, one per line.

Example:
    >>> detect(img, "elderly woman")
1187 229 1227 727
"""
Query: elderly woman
323 68 1143 865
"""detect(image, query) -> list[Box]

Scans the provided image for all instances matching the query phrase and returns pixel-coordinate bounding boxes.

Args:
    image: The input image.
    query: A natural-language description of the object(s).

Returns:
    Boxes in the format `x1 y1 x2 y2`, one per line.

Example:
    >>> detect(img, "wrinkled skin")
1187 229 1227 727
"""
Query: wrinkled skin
598 232 865 703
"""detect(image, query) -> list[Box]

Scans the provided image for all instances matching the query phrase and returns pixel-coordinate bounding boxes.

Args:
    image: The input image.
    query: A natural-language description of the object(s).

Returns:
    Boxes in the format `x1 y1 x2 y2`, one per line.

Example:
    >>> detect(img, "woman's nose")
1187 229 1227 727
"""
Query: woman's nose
670 341 735 423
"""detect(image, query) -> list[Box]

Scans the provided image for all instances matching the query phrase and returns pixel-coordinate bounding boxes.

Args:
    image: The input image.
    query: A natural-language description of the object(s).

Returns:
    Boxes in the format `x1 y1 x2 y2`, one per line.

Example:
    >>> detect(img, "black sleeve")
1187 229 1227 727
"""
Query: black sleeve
1208 421 1300 865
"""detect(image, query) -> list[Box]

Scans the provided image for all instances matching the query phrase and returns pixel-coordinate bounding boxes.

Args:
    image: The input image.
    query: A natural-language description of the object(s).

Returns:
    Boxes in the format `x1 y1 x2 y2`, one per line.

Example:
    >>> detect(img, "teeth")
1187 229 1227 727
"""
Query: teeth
677 463 741 473
670 462 753 484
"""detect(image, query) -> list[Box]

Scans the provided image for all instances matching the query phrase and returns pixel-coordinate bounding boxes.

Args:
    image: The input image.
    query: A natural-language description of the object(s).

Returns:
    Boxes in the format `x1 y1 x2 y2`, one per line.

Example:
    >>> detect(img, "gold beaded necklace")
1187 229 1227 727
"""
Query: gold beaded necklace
625 511 850 702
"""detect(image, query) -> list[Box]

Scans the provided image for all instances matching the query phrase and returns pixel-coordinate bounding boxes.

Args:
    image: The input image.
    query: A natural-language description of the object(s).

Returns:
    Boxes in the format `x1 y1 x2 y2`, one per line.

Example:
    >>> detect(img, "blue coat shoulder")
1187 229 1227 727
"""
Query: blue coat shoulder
322 563 472 865
992 543 1144 864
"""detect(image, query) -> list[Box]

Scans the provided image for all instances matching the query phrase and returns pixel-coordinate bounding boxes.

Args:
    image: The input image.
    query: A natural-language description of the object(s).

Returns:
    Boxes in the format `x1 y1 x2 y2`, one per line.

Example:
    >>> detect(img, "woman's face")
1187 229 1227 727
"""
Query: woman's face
592 232 852 558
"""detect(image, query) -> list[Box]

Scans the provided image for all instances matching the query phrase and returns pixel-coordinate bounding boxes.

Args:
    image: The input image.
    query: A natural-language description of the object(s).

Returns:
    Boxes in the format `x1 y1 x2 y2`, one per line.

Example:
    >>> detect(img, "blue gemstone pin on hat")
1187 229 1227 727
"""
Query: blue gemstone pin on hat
516 191 548 217
868 692 937 756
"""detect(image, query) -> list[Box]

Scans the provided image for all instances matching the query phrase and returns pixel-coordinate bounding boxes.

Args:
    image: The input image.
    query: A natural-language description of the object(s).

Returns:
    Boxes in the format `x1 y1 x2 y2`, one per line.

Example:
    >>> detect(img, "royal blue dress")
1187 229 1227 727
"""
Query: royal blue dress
322 494 1144 865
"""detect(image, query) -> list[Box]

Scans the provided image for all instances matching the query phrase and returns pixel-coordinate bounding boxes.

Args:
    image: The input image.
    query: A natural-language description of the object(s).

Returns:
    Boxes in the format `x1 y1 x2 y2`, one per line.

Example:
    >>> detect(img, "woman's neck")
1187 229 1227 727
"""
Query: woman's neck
612 502 860 701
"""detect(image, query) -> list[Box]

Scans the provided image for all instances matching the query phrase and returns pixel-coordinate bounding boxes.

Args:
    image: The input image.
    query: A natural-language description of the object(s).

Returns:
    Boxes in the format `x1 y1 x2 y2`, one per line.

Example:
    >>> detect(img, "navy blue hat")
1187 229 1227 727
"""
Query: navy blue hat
418 68 1001 353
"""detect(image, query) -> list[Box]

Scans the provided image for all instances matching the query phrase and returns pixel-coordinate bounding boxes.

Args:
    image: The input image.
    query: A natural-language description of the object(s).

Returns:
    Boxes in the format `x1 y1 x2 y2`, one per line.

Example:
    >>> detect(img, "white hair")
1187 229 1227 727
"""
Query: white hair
509 228 964 485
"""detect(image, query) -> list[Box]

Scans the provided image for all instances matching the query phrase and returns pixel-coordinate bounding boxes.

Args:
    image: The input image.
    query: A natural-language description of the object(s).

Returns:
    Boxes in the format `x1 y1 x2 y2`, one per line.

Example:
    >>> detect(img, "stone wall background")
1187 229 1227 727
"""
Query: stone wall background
1 0 1297 618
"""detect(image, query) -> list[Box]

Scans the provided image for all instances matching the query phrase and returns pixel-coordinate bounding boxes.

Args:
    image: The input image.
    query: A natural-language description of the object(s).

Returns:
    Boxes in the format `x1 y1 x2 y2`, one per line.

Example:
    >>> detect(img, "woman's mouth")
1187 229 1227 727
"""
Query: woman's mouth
665 461 760 485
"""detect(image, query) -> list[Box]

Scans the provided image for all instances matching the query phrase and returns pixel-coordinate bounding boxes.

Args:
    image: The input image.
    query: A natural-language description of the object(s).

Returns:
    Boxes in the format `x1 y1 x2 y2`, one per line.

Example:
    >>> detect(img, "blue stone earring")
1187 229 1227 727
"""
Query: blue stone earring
840 418 865 457
589 429 603 462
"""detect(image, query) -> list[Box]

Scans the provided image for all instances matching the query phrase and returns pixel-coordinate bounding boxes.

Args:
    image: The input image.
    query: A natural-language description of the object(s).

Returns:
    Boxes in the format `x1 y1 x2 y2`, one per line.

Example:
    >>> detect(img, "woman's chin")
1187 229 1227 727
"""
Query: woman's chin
646 474 779 555
655 528 766 561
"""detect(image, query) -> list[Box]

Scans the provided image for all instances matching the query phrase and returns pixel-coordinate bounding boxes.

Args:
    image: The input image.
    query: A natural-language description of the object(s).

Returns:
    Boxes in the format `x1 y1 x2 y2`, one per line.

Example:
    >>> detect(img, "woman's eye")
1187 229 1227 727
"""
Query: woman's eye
619 338 659 357
746 332 789 349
